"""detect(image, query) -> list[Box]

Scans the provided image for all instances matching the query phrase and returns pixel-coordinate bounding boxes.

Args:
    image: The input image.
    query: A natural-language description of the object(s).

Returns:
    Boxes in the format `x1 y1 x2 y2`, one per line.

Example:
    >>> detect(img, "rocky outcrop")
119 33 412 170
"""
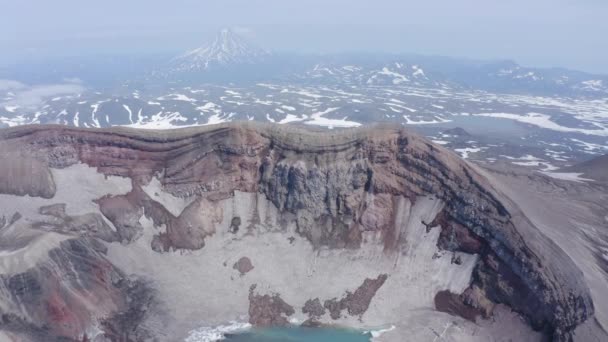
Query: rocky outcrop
233 257 254 275
0 123 596 340
563 154 608 183
442 127 471 137
434 290 485 322
0 153 55 198
100 278 156 342
248 284 295 326
0 212 21 231
35 203 118 242
302 298 326 318
96 183 220 250
323 274 388 320
0 238 153 341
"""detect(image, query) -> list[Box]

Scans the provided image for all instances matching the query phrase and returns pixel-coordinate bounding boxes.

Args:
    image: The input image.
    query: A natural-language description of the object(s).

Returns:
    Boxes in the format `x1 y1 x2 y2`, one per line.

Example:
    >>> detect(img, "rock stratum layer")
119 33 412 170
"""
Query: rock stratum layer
0 123 598 341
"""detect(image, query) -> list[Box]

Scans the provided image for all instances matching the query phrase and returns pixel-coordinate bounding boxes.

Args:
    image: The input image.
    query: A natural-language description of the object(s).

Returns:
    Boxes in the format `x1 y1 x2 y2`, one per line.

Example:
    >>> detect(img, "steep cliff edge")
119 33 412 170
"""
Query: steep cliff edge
0 123 596 341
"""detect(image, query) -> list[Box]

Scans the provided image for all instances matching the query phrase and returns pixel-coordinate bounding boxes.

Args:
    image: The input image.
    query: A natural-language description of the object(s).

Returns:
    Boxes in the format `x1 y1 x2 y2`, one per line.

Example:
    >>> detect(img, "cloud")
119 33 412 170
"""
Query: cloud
62 77 83 84
0 79 26 91
1 80 85 109
231 26 255 37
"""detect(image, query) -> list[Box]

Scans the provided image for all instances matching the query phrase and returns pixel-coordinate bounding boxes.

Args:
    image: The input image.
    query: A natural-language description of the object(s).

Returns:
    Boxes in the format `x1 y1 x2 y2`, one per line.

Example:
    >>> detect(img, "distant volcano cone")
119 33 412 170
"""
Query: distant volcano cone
170 28 269 72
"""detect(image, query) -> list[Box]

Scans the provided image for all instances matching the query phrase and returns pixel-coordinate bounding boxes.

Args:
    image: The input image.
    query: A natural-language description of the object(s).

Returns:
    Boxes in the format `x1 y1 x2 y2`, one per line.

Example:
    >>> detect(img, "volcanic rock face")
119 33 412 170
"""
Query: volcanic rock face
0 154 55 198
0 123 599 341
323 274 388 320
248 284 295 326
0 238 155 341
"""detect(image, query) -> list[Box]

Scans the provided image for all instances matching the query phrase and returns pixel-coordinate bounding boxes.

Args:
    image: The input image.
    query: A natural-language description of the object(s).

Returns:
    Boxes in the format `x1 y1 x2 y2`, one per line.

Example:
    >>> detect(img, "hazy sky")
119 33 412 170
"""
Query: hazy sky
1 0 607 73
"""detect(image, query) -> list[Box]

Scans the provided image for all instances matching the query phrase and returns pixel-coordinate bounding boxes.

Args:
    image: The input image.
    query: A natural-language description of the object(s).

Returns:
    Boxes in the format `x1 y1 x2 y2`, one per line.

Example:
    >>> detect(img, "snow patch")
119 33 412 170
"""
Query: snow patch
474 112 608 136
304 107 361 128
403 115 451 125
541 172 594 183
125 111 190 129
412 65 426 78
278 114 306 124
378 67 409 84
157 94 197 102
454 147 482 159
366 325 396 339
185 321 252 342
123 105 133 124
204 113 232 125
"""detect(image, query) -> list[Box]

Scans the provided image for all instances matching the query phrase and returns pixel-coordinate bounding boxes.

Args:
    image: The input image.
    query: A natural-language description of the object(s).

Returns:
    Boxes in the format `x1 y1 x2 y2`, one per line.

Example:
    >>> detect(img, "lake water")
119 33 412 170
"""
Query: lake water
223 326 372 342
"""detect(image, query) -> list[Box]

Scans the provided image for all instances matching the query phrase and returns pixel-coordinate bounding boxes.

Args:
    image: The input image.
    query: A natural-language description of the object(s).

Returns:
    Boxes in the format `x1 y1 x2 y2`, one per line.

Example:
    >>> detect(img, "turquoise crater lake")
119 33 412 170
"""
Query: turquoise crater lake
223 326 372 342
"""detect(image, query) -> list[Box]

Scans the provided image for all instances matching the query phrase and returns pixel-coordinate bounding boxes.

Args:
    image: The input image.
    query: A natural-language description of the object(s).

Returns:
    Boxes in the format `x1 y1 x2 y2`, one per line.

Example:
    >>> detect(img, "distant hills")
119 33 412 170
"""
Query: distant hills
2 28 607 98
564 154 608 182
150 28 608 96
0 28 606 172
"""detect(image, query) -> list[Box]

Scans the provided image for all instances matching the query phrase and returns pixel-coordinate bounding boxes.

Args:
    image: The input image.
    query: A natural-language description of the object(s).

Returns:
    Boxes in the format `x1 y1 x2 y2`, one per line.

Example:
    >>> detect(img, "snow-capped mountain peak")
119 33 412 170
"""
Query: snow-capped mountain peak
171 28 269 72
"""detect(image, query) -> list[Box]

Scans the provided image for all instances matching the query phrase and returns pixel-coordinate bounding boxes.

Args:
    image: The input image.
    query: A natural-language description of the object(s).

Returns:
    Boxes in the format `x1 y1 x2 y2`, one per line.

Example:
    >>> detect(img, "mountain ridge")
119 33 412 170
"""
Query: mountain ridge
563 154 608 182
0 123 596 341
